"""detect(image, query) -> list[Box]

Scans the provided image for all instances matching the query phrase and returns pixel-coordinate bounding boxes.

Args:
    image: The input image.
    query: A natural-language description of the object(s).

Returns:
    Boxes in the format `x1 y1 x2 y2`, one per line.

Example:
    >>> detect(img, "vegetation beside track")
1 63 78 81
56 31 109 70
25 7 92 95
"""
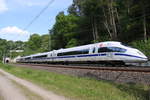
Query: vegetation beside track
0 63 149 100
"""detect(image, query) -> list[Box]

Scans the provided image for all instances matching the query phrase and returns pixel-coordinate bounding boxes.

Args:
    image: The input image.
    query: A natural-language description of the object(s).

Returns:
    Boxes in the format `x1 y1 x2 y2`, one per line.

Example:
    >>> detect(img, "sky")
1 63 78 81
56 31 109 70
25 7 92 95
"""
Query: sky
0 0 73 41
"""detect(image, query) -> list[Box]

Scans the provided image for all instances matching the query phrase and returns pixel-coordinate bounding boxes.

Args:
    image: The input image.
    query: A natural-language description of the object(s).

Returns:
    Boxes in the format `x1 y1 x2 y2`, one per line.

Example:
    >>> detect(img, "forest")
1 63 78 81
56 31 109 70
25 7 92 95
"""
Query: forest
0 0 150 60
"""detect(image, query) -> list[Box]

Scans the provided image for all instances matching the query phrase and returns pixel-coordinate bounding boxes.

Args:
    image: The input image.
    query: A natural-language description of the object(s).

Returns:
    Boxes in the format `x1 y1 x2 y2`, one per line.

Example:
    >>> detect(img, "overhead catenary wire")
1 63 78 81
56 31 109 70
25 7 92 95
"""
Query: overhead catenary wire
18 0 55 45
24 0 55 30
14 0 55 50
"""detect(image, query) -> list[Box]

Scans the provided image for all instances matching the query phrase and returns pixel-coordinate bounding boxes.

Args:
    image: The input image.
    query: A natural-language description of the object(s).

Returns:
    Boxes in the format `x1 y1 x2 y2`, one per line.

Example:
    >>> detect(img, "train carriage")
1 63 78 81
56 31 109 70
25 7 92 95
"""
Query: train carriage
16 41 148 65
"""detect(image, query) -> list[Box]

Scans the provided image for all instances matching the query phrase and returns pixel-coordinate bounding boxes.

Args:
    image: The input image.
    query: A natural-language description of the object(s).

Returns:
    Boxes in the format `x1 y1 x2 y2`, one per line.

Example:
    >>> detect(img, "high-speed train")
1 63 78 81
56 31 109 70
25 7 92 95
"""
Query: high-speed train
16 41 148 65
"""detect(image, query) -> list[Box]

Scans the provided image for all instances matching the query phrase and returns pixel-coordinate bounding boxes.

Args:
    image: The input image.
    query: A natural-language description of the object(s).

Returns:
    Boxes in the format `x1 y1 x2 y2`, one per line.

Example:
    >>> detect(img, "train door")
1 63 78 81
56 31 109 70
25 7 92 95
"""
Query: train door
106 48 113 59
89 46 96 61
89 46 95 54
97 46 114 61
47 53 52 62
52 50 57 62
101 47 114 60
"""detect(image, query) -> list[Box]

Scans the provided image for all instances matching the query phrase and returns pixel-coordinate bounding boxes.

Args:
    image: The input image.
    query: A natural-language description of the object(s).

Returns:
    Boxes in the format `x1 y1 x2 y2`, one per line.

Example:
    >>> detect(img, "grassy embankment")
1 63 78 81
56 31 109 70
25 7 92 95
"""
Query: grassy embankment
0 63 149 100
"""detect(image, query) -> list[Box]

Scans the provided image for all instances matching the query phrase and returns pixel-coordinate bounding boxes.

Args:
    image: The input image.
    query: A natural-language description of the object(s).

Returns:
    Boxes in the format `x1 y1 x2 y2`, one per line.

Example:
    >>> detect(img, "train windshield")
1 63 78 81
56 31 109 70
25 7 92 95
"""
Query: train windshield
121 43 132 48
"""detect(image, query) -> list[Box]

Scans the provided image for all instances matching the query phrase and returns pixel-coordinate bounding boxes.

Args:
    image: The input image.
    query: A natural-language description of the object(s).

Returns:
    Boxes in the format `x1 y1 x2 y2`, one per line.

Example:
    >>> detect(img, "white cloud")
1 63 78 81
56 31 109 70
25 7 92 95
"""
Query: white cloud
0 0 8 13
14 0 48 7
0 26 30 41
0 26 29 35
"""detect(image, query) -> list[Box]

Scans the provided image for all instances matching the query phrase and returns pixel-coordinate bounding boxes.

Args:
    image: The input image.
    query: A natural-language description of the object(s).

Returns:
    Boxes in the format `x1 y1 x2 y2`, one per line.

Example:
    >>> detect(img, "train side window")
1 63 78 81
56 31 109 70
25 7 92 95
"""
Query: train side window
48 53 52 57
25 57 31 60
98 47 111 53
57 49 89 56
108 47 126 52
98 47 126 53
82 49 89 54
33 55 47 58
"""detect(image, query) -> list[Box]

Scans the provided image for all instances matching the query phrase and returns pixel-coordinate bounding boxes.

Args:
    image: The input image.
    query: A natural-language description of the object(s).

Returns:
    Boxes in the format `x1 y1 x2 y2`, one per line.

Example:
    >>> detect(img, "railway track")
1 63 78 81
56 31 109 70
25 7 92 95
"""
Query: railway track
10 63 150 85
14 63 150 73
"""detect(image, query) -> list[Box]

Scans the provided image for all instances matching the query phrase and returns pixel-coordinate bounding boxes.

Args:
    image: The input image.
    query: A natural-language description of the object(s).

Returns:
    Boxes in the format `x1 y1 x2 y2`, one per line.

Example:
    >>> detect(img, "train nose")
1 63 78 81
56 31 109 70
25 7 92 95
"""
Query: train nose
144 57 148 62
145 57 148 61
136 50 148 62
141 56 148 62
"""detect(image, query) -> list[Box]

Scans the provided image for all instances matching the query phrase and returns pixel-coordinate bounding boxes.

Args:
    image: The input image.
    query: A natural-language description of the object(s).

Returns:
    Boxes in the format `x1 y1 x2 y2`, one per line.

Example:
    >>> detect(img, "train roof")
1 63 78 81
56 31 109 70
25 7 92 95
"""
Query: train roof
31 51 52 57
20 51 52 58
20 41 123 58
56 41 122 53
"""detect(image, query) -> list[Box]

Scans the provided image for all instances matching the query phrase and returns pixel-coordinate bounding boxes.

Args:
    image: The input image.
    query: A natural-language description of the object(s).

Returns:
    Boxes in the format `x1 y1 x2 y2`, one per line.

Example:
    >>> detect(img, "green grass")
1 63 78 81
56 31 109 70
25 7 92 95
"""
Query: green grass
0 63 149 100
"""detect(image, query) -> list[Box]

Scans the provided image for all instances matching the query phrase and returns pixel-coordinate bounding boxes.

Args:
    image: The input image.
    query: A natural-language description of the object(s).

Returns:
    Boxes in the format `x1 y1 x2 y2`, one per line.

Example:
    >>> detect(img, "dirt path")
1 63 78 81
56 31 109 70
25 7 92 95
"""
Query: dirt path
0 75 27 100
0 69 68 100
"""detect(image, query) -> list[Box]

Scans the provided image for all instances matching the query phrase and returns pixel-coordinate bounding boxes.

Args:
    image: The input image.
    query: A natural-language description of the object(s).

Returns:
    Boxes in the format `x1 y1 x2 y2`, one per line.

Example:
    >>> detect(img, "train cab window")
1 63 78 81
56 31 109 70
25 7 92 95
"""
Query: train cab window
98 47 126 53
121 43 131 48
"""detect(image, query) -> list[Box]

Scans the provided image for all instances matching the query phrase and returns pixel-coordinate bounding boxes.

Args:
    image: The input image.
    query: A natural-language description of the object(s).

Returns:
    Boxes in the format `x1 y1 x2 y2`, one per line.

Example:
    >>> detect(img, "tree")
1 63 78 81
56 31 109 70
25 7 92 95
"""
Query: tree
50 12 80 49
48 0 150 47
40 34 50 52
27 34 41 51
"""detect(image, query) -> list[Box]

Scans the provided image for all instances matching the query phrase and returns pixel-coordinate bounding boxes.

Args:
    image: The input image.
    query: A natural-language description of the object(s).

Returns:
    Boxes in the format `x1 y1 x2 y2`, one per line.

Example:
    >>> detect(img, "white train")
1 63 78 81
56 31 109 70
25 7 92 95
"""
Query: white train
16 41 148 65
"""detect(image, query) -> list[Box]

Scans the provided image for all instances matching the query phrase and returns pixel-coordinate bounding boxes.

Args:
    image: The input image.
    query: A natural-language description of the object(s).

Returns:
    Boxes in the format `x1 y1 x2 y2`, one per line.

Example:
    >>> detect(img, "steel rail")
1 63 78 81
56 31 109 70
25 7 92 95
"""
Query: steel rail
14 63 150 73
